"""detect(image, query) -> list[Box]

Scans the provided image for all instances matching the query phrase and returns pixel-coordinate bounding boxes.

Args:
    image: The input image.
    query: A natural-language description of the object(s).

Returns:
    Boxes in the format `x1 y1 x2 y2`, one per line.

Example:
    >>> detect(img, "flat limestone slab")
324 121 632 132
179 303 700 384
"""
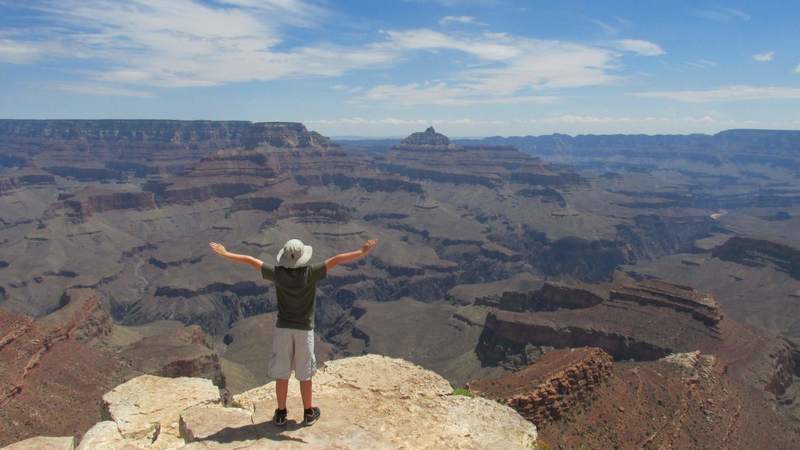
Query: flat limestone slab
3 436 76 450
231 354 537 449
102 375 221 440
179 405 256 443
75 421 144 450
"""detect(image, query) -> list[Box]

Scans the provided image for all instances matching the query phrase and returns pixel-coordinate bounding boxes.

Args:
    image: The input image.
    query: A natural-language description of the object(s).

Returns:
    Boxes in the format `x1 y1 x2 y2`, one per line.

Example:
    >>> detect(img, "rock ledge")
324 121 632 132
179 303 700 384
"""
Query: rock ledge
7 355 537 449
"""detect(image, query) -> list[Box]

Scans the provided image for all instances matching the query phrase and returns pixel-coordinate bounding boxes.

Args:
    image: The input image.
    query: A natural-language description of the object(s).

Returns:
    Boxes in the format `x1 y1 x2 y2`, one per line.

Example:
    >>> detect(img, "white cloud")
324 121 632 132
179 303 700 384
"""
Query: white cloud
634 85 800 102
612 39 664 56
356 81 557 106
795 64 800 74
685 59 717 69
752 51 775 62
359 29 620 105
439 16 482 26
5 0 396 89
3 1 636 106
694 7 750 22
0 39 43 63
382 29 520 60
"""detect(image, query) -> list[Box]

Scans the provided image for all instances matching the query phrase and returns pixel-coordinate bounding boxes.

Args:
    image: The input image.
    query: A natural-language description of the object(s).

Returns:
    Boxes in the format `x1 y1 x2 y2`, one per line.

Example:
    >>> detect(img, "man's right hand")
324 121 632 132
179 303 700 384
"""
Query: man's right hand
209 242 227 256
361 239 378 254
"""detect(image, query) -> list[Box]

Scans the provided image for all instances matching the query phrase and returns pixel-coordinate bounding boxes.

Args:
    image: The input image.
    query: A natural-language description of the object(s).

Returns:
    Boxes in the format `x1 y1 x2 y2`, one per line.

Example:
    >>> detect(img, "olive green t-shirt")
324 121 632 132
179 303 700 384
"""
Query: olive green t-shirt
261 261 327 330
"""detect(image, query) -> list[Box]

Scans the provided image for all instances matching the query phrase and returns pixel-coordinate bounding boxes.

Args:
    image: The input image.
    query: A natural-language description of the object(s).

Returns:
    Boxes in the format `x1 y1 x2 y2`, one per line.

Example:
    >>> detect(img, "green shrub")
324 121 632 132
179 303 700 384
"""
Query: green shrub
452 387 472 397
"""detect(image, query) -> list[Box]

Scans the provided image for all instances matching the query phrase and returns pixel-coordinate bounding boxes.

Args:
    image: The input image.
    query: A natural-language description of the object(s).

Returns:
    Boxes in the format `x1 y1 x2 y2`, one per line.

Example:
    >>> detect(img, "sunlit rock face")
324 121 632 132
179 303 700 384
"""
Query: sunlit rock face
6 355 538 450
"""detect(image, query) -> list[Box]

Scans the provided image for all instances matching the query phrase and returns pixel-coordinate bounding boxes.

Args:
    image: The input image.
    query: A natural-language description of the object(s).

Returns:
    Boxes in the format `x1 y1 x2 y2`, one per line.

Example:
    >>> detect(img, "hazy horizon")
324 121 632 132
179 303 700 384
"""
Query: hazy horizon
1 1 799 137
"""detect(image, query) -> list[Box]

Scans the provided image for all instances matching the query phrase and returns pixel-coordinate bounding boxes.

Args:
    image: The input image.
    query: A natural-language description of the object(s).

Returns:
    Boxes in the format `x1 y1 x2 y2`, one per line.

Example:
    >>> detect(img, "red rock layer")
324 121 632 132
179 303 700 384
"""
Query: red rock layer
469 347 613 424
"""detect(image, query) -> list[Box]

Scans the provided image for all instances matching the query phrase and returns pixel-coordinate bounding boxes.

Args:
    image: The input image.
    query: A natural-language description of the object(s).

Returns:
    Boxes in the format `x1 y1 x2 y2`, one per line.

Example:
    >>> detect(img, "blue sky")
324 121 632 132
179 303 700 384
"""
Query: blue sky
0 0 799 137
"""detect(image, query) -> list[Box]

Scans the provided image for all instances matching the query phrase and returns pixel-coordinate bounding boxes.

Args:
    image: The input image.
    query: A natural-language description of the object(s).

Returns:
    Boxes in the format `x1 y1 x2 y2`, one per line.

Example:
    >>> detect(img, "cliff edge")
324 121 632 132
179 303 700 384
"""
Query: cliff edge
4 355 537 449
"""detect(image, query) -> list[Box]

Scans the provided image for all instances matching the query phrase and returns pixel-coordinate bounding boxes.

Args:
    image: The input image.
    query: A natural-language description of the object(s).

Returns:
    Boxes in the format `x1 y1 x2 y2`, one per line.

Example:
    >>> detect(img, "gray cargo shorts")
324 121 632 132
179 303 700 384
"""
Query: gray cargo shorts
268 326 316 381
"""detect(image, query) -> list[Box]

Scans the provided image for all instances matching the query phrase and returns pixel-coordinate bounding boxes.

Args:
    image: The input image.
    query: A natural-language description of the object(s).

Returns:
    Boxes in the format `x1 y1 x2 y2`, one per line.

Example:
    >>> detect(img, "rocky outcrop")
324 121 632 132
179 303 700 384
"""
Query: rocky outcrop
0 307 137 446
2 436 77 450
101 375 222 441
245 122 336 150
469 347 613 424
476 282 604 312
474 280 737 369
0 120 331 153
711 236 800 280
383 128 583 190
398 126 452 147
61 190 157 220
7 355 538 449
464 129 800 159
609 280 723 326
0 173 55 195
35 289 114 343
532 349 800 449
276 200 353 224
160 182 257 204
478 312 673 366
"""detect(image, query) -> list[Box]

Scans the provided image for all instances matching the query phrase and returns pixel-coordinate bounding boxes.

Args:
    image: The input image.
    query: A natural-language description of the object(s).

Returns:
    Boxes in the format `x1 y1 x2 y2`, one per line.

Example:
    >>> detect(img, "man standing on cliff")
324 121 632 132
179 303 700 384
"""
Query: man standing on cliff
209 238 378 426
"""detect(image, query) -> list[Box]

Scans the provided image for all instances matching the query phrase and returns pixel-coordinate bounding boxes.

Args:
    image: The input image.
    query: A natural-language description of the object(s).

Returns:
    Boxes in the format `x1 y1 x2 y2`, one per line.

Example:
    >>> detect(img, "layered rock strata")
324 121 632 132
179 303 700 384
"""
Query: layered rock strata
469 347 613 424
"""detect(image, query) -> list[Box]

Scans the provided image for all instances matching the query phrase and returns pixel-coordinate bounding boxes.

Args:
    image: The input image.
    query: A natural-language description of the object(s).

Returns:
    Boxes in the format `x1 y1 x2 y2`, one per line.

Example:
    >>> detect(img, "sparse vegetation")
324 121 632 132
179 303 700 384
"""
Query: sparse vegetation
452 387 472 397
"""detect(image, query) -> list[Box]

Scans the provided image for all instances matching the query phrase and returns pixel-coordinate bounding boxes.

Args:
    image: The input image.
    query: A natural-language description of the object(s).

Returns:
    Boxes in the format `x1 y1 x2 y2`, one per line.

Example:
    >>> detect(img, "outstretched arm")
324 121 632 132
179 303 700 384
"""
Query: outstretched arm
209 242 263 270
325 239 378 272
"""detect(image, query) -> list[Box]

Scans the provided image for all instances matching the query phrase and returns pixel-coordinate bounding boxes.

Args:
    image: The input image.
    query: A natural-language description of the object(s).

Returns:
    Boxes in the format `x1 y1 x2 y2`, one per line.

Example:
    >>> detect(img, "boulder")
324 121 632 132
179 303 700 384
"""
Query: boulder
75 421 143 450
102 375 221 440
2 436 76 450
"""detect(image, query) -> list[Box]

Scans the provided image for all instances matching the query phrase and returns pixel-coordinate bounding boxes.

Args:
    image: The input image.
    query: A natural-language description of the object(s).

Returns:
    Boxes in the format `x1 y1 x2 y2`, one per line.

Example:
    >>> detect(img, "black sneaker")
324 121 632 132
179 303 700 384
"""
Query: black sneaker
273 408 287 426
303 407 320 426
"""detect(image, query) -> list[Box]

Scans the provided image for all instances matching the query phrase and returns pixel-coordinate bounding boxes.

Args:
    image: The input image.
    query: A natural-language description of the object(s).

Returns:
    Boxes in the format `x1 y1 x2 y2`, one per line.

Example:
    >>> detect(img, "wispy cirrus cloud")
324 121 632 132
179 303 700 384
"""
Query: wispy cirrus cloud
356 81 557 106
634 85 800 102
0 39 44 63
3 0 395 91
590 16 630 35
1 0 656 107
439 15 483 26
612 39 665 56
693 7 750 22
357 29 620 106
685 59 717 69
752 51 775 62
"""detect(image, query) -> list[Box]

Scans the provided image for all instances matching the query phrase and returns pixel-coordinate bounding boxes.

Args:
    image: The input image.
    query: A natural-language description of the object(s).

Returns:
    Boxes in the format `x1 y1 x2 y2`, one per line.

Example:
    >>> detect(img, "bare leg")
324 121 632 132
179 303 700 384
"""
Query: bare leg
300 379 313 410
276 379 288 410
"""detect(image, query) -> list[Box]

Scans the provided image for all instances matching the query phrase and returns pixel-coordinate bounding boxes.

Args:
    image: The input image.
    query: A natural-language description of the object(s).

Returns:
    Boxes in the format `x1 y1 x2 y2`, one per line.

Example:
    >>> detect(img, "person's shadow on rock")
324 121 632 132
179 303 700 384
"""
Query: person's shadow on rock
199 419 307 444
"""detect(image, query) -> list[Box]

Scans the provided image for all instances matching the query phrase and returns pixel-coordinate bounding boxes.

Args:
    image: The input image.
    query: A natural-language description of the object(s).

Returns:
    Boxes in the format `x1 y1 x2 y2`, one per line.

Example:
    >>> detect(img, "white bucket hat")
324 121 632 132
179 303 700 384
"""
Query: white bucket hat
276 238 313 268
